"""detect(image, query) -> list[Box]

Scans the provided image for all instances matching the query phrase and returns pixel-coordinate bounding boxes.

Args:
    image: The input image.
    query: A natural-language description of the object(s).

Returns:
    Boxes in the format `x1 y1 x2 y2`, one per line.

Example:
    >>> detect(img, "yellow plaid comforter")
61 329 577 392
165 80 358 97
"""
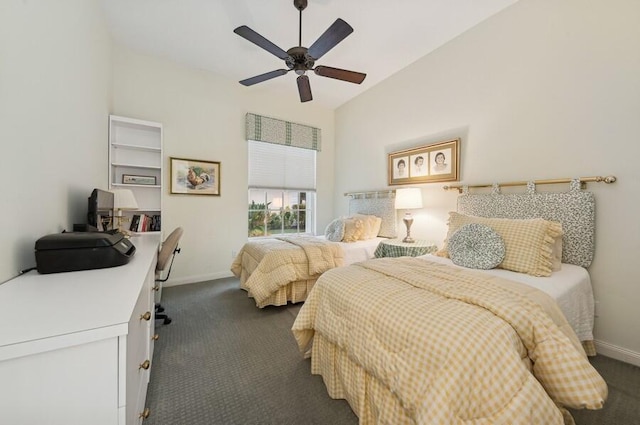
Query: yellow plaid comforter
292 257 607 424
231 236 344 307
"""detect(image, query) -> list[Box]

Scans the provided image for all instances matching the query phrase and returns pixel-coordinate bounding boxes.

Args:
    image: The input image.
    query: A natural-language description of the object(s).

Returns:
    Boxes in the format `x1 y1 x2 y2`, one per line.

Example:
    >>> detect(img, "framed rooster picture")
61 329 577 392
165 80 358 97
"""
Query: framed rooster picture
170 157 221 196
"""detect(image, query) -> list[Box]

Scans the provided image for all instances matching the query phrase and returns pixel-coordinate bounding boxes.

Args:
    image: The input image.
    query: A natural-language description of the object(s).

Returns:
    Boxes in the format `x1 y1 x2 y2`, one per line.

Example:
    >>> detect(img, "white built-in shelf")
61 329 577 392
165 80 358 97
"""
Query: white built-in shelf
112 143 162 152
109 114 164 235
110 163 161 170
110 183 161 189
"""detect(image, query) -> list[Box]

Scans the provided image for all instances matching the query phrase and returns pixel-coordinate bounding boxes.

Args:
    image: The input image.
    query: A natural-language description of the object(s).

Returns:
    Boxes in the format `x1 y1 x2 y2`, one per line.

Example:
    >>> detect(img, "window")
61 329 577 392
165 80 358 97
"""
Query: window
248 189 314 237
248 141 316 237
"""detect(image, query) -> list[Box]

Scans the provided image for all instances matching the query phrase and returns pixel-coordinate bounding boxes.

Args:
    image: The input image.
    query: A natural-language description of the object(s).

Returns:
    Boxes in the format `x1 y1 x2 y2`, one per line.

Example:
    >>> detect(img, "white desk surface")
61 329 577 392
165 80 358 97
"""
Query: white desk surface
0 234 160 359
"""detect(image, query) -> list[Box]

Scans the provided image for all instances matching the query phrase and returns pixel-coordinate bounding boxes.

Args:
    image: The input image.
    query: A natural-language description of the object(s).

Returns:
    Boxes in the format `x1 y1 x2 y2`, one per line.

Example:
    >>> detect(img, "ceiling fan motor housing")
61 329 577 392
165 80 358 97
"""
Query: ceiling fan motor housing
286 46 315 75
293 0 308 11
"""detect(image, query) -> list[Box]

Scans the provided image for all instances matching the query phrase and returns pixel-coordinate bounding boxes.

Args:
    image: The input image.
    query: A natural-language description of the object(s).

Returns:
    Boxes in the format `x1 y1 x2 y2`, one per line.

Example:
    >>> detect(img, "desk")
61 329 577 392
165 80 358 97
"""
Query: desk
0 235 160 425
374 239 438 258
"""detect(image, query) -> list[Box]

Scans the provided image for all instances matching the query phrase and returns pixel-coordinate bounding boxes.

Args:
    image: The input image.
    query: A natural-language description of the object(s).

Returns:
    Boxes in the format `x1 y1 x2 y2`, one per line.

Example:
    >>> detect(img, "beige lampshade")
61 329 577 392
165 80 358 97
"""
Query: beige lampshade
395 188 423 210
111 189 139 211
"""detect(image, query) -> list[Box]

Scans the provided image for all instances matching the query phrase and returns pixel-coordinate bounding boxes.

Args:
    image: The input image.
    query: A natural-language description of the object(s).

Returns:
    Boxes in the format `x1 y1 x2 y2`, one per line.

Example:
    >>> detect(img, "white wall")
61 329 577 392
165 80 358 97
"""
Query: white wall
3 0 637 366
334 0 640 364
111 46 336 285
0 0 112 284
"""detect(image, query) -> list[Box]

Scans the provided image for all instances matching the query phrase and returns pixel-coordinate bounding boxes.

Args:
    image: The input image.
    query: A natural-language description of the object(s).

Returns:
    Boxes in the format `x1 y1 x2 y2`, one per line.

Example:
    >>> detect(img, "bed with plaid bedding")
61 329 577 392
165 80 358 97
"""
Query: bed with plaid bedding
292 257 607 424
231 236 344 308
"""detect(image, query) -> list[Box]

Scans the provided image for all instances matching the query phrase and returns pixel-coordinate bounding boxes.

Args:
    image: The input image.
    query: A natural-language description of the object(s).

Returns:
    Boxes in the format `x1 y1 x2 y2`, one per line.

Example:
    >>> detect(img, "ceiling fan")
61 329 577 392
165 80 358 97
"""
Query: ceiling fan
233 0 366 102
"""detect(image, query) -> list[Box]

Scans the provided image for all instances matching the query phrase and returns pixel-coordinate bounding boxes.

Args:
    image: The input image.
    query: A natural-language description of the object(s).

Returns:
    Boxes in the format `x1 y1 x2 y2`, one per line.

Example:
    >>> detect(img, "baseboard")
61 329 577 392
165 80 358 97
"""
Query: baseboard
595 339 640 367
164 271 234 287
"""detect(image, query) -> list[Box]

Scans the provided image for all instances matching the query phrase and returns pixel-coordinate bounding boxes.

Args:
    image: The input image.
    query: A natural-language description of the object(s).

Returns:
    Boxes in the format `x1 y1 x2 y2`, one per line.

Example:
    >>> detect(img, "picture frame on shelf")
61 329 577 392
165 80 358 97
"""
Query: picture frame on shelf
170 157 221 196
122 174 157 185
388 138 460 185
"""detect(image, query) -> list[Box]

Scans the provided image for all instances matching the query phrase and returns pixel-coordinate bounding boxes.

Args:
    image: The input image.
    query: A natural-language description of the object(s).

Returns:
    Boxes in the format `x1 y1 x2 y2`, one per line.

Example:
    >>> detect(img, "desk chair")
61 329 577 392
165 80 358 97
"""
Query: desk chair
155 227 183 325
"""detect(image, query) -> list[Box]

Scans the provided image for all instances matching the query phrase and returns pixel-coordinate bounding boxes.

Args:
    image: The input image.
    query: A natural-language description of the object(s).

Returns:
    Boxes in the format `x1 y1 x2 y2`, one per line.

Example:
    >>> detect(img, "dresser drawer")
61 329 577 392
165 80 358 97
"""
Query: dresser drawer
123 282 153 424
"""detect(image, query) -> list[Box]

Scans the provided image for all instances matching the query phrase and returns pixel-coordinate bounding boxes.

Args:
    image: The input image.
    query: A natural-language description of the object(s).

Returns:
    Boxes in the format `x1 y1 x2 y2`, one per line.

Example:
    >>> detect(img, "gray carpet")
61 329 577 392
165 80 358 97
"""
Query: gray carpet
569 354 640 424
145 277 640 425
145 277 356 425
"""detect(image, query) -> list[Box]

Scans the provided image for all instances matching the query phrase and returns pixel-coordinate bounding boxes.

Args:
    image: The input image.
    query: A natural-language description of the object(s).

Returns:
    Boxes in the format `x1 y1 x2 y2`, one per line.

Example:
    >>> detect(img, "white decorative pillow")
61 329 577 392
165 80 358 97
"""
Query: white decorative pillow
324 218 345 242
448 223 506 270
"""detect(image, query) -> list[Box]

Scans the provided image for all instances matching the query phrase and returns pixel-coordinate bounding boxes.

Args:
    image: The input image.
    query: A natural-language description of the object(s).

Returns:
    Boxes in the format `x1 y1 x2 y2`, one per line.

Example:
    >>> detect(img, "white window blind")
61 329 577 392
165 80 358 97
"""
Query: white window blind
248 140 316 191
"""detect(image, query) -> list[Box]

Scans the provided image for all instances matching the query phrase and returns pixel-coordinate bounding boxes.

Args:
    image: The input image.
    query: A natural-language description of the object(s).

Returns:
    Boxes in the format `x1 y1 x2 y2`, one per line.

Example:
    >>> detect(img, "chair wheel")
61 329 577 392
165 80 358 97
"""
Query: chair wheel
163 317 172 325
156 306 165 313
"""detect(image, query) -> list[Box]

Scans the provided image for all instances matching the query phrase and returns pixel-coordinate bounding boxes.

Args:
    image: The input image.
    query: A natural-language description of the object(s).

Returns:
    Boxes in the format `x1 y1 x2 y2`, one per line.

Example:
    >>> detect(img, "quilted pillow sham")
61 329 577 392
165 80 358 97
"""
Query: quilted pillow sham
353 214 383 239
370 216 382 238
551 236 563 271
342 218 364 242
324 218 345 242
436 212 563 276
448 223 505 269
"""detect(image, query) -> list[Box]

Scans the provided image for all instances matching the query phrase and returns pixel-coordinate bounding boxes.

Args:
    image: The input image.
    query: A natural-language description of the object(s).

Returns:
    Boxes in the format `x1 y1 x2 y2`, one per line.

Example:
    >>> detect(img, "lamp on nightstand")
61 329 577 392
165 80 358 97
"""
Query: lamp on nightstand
395 188 423 243
111 189 138 235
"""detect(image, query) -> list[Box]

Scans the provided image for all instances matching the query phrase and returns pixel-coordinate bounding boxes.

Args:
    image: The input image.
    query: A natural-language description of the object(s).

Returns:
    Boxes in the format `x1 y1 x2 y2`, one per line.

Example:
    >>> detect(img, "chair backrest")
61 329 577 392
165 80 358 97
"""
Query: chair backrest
157 227 184 273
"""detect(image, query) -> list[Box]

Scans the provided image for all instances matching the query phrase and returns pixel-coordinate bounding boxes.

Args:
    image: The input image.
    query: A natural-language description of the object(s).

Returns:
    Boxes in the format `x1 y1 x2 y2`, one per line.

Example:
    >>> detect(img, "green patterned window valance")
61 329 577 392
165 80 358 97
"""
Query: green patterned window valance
245 113 321 151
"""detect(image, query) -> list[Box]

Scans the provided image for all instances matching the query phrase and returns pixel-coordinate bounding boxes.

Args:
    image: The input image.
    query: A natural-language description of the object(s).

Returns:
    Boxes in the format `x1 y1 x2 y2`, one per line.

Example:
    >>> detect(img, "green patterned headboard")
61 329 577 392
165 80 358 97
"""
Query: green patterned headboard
457 180 595 268
347 191 397 238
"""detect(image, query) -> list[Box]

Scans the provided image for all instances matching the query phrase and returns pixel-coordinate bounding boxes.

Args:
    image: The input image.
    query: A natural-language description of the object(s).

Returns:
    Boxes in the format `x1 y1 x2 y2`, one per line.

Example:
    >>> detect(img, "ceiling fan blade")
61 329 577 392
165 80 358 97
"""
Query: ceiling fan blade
234 25 290 60
297 75 313 102
314 66 366 84
307 18 354 60
240 69 289 86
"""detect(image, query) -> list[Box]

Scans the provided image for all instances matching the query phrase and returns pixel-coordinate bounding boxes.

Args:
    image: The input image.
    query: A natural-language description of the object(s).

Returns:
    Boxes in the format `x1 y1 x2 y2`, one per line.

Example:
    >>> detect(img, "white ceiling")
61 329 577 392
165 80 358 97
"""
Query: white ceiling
101 0 519 109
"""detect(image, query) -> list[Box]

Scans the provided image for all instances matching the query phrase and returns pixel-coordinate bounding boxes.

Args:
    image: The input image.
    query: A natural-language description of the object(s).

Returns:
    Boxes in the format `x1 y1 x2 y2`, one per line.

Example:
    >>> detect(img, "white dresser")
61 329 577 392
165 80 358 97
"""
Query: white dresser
0 235 161 425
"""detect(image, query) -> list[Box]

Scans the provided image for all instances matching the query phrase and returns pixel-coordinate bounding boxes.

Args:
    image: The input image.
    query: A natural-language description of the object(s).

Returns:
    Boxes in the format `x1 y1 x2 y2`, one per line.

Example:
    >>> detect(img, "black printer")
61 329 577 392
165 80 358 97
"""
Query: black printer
35 231 136 274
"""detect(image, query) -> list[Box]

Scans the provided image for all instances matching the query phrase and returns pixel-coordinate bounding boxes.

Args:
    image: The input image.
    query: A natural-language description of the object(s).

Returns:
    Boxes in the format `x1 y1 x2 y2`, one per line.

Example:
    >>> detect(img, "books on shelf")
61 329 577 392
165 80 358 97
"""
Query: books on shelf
129 214 161 232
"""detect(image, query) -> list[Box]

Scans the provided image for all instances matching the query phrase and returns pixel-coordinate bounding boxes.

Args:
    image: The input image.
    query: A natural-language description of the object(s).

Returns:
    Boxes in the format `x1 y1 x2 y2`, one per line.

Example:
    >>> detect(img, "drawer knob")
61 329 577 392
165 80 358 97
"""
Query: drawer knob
139 360 151 370
152 285 160 292
140 311 152 321
152 334 160 341
139 408 151 419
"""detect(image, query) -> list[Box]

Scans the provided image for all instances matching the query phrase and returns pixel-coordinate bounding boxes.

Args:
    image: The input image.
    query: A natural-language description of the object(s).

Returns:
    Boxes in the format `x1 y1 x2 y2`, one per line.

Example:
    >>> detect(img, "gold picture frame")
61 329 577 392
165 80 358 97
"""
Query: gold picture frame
170 157 221 196
388 138 460 185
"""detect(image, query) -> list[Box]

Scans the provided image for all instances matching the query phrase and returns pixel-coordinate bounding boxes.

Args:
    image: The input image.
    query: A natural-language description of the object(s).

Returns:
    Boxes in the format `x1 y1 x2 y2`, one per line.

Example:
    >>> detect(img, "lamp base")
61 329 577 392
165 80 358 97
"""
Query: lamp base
114 211 132 237
402 213 415 243
118 228 133 238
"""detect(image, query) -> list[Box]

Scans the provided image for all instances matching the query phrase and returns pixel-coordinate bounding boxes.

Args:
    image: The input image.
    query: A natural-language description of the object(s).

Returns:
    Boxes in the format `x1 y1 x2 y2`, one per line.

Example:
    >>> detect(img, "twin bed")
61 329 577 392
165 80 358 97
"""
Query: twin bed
233 181 608 423
231 235 385 307
231 193 397 308
290 181 607 424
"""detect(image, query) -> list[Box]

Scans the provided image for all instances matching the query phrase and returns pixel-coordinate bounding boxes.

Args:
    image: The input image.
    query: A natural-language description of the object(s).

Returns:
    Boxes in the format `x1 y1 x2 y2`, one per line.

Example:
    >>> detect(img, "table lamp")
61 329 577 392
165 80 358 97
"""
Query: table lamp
395 188 423 243
111 189 138 235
